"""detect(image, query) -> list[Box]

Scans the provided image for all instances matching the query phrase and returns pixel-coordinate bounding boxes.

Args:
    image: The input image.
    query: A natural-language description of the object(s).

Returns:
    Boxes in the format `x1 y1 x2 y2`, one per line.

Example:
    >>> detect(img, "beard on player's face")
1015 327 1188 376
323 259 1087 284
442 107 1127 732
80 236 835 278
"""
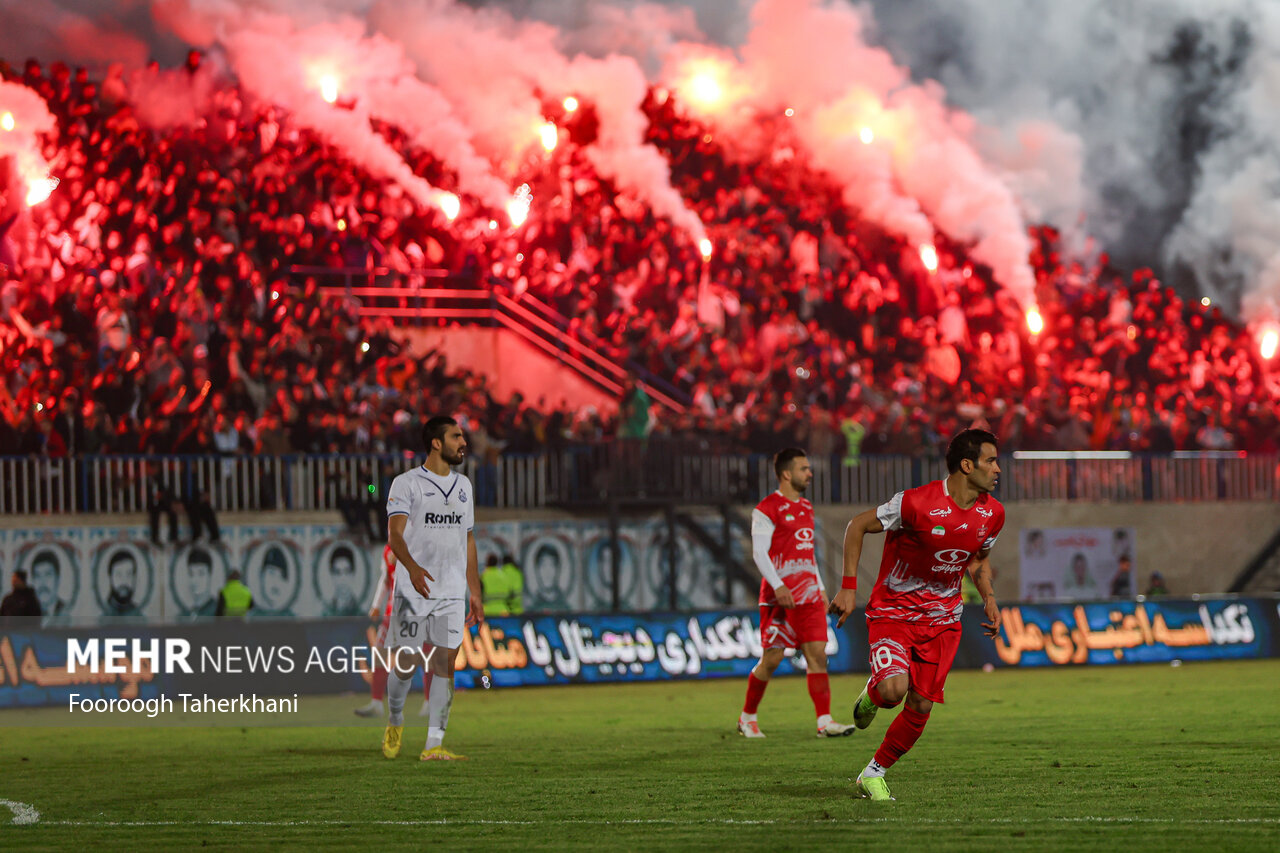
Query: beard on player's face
442 445 466 465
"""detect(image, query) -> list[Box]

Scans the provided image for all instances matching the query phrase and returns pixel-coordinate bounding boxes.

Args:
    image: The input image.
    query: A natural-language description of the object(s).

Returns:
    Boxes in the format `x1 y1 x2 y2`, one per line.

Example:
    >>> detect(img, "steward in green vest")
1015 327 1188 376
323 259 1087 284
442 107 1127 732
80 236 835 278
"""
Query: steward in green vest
481 556 510 616
216 571 254 620
841 415 867 467
500 554 524 616
481 555 525 616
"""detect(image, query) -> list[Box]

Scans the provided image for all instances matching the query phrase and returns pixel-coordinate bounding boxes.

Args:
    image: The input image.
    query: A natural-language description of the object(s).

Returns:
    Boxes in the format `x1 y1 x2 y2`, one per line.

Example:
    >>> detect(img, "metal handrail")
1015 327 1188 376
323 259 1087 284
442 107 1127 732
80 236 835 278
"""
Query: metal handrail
316 281 685 413
509 289 690 405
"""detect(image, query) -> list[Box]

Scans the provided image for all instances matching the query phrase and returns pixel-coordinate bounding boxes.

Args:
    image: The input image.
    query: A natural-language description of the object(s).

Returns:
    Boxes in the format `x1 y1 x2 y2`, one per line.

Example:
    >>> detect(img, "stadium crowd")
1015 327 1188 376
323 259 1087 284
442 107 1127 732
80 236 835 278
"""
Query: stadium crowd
1 56 1278 464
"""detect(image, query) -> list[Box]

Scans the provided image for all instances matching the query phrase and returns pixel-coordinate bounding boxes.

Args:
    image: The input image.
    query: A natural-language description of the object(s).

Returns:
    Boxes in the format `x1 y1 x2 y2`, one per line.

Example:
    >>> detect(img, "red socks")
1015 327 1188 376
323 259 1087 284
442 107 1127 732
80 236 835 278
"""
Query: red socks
371 667 388 702
873 705 930 769
806 673 831 718
743 673 769 714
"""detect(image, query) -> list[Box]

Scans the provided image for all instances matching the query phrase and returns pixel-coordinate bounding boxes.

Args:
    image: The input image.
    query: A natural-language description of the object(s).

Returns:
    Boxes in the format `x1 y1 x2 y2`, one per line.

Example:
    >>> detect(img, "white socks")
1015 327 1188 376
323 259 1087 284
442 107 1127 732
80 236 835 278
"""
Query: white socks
739 712 758 723
817 714 833 729
386 669 413 726
862 759 887 779
425 673 455 748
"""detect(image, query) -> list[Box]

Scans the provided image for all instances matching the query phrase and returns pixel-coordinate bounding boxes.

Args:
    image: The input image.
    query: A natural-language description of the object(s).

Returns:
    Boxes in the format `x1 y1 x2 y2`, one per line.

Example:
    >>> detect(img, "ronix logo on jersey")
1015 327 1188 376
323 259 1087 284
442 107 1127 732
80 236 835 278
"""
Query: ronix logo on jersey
928 507 952 518
424 511 466 525
932 548 972 573
794 527 814 551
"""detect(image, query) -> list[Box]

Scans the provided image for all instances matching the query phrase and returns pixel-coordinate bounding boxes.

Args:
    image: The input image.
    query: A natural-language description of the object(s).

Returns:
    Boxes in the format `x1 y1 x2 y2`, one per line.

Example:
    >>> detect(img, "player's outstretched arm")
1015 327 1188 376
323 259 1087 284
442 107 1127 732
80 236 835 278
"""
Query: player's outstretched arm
388 515 434 598
830 509 884 627
967 550 1001 639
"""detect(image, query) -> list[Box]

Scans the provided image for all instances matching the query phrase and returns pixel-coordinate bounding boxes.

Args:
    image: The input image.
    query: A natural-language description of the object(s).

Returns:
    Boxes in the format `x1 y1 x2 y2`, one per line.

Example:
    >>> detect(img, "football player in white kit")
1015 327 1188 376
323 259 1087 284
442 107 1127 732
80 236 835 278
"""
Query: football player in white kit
381 416 485 761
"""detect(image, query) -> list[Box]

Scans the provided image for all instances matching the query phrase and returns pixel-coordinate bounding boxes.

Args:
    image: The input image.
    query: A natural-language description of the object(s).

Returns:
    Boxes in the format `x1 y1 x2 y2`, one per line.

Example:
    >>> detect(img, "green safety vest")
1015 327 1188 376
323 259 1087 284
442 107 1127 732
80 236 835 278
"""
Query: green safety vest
841 418 867 467
219 580 253 619
482 569 511 616
502 565 524 616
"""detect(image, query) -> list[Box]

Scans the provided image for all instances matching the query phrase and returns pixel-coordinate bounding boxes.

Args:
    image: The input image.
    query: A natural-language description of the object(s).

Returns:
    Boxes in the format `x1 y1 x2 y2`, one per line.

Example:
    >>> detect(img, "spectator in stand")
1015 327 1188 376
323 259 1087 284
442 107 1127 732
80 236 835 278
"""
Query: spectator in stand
0 570 43 624
0 56 1275 468
186 488 220 544
618 377 652 441
1109 554 1134 598
1144 571 1170 597
147 469 181 546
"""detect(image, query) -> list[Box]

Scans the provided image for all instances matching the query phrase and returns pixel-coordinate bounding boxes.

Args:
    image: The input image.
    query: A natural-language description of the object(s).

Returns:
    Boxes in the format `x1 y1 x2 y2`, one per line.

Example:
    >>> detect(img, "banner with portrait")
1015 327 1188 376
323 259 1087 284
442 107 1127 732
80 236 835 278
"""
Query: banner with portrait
1018 526 1137 601
0 514 756 627
0 524 382 627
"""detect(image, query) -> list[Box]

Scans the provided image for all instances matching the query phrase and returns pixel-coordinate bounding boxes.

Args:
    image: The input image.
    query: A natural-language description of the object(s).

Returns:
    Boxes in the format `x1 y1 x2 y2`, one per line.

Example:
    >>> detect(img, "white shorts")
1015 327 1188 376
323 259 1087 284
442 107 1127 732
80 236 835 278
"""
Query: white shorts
387 595 465 650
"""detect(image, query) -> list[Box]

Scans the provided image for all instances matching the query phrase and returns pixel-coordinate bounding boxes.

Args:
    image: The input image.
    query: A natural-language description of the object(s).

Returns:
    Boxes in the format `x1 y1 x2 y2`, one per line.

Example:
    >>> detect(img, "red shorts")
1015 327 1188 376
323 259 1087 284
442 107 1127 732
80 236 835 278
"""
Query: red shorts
759 601 829 649
867 619 961 704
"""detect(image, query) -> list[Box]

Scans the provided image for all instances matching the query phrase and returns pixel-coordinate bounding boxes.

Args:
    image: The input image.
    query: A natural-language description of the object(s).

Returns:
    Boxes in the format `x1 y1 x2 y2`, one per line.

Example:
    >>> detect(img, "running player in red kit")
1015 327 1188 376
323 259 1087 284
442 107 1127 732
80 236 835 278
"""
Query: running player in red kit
828 429 1004 800
738 448 855 738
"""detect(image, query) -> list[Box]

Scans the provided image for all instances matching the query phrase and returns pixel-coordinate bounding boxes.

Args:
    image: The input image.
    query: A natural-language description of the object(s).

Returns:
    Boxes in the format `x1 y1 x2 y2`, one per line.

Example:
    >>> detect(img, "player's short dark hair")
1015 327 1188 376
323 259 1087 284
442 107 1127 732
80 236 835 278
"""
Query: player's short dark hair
13 570 27 584
421 415 458 452
945 429 998 473
773 447 807 479
486 555 499 567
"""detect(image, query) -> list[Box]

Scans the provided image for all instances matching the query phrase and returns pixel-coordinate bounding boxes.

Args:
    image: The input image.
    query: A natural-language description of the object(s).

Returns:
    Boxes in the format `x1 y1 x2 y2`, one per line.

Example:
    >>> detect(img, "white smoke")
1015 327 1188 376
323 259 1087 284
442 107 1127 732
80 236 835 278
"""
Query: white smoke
657 0 1042 307
0 81 59 198
150 2 507 213
366 0 707 239
5 1 1280 318
862 0 1280 319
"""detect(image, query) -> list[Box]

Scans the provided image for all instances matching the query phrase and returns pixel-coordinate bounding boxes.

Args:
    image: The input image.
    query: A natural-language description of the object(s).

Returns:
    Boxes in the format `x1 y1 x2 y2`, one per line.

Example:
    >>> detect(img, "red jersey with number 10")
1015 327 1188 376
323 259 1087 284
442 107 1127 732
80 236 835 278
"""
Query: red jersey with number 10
753 491 823 607
868 479 1004 626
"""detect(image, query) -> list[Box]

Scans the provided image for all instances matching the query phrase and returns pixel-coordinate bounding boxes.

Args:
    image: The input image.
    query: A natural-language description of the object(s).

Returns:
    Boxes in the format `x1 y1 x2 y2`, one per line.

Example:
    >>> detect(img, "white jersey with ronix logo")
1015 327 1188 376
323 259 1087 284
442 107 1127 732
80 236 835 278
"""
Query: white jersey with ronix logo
386 466 474 601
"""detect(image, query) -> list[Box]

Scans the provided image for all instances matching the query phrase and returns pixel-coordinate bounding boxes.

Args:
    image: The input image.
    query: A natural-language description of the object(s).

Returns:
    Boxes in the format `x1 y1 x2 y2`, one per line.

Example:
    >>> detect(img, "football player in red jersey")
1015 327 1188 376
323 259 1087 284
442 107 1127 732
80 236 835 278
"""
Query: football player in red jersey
829 429 1005 800
738 448 855 738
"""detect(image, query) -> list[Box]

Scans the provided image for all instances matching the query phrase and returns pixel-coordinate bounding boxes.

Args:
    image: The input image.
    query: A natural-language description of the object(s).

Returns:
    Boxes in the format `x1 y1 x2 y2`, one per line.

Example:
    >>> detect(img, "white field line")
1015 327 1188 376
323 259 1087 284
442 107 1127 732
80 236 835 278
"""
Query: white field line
12 816 1280 828
0 800 40 825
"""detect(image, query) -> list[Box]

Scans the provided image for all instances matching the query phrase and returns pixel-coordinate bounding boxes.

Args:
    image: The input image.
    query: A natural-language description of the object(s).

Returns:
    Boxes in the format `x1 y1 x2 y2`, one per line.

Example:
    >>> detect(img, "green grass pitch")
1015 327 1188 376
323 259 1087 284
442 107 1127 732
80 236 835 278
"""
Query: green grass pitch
2 659 1278 851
